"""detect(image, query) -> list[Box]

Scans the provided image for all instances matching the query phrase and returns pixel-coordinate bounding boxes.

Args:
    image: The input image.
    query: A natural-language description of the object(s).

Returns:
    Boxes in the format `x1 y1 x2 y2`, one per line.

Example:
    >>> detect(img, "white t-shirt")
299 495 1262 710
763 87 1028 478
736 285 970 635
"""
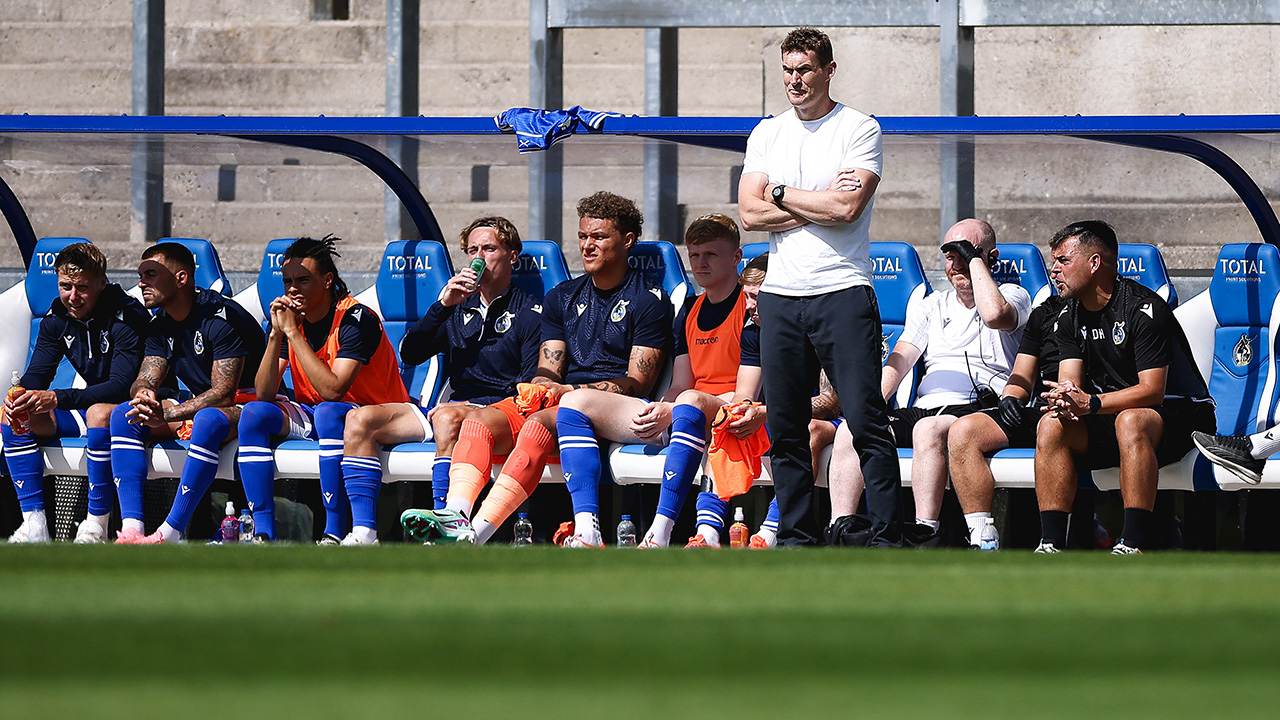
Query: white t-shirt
898 284 1033 408
742 103 882 296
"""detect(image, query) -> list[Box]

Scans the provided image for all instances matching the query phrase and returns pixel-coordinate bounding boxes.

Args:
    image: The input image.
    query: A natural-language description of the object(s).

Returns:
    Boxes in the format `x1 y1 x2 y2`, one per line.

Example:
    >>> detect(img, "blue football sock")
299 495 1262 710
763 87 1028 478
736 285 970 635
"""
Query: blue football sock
762 496 780 533
557 407 601 515
165 408 232 533
343 456 383 530
110 401 150 522
237 401 284 540
695 491 728 533
85 426 113 516
656 404 707 521
3 422 44 512
432 456 451 510
315 402 354 537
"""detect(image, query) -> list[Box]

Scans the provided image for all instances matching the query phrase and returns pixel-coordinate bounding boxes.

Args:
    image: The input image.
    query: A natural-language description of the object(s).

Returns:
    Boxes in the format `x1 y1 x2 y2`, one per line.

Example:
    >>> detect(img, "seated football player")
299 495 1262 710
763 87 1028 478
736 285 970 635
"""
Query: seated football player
399 191 671 545
3 242 150 543
337 217 540 537
235 235 409 545
110 242 267 544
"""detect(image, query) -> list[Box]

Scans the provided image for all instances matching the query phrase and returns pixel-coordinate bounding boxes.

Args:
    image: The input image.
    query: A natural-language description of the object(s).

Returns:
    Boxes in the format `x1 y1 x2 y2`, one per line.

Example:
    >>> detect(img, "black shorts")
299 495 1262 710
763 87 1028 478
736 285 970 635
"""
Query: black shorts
1076 398 1217 471
980 403 1042 449
888 402 988 449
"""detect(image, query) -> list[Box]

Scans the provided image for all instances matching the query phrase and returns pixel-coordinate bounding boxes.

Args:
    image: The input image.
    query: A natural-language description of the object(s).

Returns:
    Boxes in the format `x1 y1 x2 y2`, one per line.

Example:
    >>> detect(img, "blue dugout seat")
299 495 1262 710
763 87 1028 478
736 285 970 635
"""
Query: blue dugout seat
738 242 769 272
512 240 571 300
630 240 689 309
991 242 1052 306
160 237 233 296
1118 242 1178 308
375 240 455 407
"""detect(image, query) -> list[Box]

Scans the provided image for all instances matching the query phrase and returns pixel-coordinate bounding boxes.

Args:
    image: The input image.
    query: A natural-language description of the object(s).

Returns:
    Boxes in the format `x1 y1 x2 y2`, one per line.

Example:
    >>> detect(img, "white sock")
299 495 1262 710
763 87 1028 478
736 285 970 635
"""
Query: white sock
696 523 721 547
157 522 181 543
22 509 47 526
964 512 992 538
754 527 777 547
646 515 674 546
473 518 496 545
88 512 110 527
445 498 472 516
352 525 378 543
575 512 602 545
915 518 940 531
1250 428 1280 459
123 518 145 533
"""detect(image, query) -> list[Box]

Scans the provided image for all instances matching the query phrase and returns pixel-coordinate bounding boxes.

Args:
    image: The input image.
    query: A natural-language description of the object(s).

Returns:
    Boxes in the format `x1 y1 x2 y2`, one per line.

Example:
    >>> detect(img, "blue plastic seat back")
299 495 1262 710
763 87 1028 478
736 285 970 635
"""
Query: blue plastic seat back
255 238 297 318
377 240 455 405
991 243 1052 306
1118 243 1178 308
738 242 769 273
26 237 93 389
629 241 687 308
1207 243 1280 434
160 238 233 296
870 242 931 407
512 240 572 300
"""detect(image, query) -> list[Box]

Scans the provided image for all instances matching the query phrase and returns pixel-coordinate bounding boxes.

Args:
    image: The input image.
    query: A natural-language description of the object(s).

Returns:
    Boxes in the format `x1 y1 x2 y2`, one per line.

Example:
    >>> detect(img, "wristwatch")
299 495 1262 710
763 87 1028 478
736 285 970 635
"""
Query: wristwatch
1088 394 1102 415
771 184 787 207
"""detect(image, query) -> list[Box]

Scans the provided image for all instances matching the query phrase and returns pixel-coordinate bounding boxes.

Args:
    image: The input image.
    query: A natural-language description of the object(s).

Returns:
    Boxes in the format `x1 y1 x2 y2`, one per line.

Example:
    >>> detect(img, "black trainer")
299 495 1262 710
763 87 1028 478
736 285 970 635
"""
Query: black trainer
1192 430 1265 485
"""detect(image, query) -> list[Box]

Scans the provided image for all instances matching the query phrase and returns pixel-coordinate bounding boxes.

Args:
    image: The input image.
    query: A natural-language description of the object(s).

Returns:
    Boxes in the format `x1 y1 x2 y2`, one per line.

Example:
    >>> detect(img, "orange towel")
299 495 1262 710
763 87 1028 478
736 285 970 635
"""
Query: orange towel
514 382 559 416
709 401 771 501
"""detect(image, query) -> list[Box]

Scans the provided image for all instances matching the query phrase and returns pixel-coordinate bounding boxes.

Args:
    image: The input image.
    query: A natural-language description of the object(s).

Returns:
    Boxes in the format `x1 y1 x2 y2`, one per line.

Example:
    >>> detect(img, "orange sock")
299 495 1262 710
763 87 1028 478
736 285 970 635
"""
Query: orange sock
475 420 555 528
447 419 494 511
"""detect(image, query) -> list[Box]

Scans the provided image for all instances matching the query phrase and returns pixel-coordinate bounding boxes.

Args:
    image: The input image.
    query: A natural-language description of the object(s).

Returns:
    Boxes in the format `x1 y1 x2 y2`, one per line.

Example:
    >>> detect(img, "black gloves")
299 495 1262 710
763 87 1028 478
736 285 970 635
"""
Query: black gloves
997 395 1025 428
941 239 983 264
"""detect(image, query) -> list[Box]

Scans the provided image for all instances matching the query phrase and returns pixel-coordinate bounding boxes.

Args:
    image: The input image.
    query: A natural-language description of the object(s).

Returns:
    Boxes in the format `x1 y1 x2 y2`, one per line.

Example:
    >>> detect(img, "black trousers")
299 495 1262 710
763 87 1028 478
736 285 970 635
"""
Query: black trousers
759 285 904 546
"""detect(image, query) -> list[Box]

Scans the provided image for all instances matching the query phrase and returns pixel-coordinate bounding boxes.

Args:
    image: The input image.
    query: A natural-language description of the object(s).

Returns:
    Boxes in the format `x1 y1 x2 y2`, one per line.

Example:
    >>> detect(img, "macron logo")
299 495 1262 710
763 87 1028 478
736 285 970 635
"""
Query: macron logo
323 492 334 503
664 471 677 481
13 480 23 489
180 485 191 495
576 303 587 317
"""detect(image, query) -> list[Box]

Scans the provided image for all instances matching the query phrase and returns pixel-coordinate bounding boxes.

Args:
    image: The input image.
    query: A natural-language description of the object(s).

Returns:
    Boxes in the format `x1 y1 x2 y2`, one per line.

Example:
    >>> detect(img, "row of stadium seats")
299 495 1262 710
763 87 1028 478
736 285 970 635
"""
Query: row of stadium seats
0 234 1268 500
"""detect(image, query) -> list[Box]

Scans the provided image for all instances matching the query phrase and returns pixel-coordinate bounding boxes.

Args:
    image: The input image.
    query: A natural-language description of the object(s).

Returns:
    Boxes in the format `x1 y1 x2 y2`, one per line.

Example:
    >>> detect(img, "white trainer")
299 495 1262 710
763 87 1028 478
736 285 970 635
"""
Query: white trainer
339 531 379 546
73 518 107 544
1033 541 1061 554
1111 541 1142 555
9 513 51 543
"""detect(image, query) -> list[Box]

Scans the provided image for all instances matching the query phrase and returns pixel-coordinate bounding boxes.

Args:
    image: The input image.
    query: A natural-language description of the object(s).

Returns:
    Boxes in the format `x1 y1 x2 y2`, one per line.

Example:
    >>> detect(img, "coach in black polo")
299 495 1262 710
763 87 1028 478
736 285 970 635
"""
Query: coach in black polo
1034 220 1214 555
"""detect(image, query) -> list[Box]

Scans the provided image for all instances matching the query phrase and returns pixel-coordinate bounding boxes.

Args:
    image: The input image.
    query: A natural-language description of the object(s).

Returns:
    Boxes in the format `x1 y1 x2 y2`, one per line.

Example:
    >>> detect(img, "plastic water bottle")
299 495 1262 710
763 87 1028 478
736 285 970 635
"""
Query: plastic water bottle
978 517 1000 551
220 501 240 544
238 508 255 543
514 512 533 546
7 371 30 435
616 515 637 547
729 507 749 548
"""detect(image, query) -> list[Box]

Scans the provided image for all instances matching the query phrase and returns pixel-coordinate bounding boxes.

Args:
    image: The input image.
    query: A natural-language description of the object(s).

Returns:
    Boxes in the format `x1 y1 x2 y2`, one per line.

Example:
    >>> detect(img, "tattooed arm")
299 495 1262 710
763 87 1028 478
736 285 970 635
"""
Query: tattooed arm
811 370 842 421
162 356 244 423
571 345 665 398
129 355 169 398
531 340 572 398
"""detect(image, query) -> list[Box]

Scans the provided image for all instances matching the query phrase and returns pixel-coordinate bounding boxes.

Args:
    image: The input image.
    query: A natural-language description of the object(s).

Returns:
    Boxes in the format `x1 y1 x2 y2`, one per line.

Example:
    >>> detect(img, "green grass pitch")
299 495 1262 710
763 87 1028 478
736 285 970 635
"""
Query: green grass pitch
2 545 1279 719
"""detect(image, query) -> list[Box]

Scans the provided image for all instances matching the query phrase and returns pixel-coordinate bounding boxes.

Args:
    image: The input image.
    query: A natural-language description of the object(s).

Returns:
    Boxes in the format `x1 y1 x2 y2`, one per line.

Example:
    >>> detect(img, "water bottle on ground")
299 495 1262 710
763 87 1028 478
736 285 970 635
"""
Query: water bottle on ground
221 501 240 544
729 507 749 548
616 515 637 547
978 517 1000 551
238 507 255 543
514 512 533 546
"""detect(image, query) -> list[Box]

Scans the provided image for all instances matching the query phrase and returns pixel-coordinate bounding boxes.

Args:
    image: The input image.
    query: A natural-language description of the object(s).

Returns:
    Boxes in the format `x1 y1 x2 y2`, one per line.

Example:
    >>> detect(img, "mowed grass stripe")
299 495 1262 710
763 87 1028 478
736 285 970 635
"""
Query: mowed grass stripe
2 545 1279 718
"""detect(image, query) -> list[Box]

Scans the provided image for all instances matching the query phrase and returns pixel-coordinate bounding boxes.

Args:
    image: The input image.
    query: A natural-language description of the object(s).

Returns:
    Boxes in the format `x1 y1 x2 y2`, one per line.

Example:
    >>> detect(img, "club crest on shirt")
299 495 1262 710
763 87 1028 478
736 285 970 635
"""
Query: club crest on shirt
63 334 74 348
495 311 514 334
1235 333 1254 368
194 330 205 355
100 330 110 354
610 299 630 322
1112 321 1126 345
881 333 891 362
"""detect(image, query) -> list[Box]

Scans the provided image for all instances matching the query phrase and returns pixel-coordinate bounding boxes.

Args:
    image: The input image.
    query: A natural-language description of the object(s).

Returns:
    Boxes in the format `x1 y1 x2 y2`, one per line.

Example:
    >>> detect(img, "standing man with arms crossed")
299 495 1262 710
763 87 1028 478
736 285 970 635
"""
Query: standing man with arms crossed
1035 220 1214 555
110 242 267 544
4 243 151 543
338 217 540 537
738 27 902 546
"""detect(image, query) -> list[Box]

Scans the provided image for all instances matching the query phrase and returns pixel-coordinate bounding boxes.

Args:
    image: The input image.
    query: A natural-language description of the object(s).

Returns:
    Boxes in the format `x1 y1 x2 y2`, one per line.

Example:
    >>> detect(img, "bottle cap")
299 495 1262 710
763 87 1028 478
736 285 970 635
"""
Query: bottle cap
10 371 19 385
225 501 235 516
518 512 528 518
734 507 745 522
621 514 631 520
